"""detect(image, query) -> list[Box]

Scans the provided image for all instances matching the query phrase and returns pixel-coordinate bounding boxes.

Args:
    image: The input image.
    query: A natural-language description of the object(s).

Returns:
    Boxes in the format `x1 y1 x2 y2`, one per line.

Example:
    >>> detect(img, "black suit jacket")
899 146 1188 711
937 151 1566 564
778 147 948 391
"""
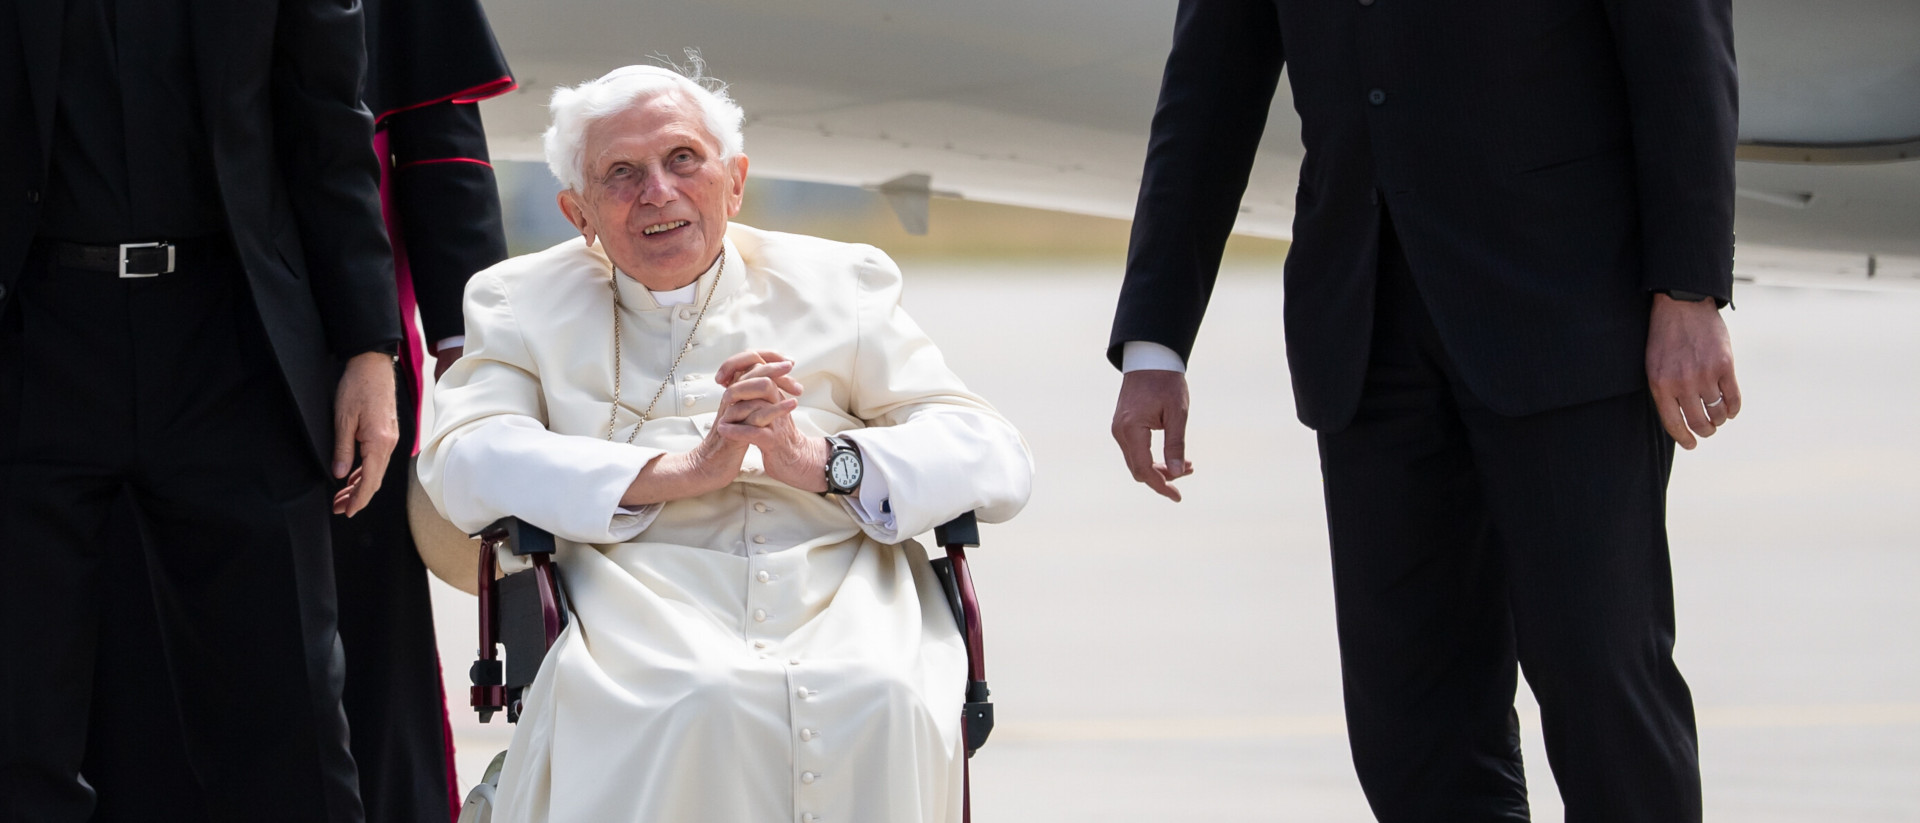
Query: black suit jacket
2 0 400 463
1109 0 1738 430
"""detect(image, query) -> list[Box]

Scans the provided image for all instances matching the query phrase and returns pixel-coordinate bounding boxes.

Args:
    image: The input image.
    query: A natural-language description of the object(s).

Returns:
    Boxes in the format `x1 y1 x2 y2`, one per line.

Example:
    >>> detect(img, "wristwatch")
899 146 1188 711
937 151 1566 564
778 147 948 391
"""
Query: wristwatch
823 435 863 496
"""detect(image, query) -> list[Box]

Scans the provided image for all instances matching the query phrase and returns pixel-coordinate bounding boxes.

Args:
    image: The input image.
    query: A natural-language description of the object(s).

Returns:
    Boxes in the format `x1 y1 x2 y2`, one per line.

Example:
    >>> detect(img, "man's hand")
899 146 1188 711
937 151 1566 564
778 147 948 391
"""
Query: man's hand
1646 293 1741 450
1112 369 1195 501
332 351 400 516
433 345 463 381
713 350 828 493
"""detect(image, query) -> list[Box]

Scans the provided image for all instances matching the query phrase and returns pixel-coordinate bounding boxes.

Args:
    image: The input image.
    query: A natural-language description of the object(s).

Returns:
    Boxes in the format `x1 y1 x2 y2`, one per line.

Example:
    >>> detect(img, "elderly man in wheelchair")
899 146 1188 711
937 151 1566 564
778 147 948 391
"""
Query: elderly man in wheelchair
416 62 1032 823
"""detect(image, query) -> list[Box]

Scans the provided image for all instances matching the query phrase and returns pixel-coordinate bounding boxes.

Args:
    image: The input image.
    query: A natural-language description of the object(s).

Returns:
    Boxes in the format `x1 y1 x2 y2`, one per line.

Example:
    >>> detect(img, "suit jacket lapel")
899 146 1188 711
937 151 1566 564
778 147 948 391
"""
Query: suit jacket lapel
17 0 62 164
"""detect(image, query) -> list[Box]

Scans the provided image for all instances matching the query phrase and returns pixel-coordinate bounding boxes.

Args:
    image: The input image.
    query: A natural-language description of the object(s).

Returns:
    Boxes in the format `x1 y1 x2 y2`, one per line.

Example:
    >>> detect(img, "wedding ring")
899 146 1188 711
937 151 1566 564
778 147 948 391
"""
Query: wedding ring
1705 395 1725 408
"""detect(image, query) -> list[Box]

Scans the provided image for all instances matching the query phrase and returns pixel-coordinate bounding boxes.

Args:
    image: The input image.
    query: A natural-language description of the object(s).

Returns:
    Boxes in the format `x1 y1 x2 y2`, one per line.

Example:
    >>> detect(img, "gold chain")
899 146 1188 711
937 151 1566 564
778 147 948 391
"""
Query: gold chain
605 249 725 444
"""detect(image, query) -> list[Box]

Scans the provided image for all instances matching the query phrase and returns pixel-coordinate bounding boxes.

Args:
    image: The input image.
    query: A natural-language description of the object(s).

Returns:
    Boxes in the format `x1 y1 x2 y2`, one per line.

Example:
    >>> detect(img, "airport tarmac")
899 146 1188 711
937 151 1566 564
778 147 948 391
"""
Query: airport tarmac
430 266 1920 821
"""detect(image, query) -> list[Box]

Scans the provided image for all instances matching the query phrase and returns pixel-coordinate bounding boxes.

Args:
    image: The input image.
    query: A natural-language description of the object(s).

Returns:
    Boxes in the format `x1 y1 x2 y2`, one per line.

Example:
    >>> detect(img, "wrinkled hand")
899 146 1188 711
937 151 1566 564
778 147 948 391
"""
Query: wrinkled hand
619 433 748 507
332 351 400 516
1646 294 1741 450
433 345 463 381
1112 369 1195 502
715 350 829 493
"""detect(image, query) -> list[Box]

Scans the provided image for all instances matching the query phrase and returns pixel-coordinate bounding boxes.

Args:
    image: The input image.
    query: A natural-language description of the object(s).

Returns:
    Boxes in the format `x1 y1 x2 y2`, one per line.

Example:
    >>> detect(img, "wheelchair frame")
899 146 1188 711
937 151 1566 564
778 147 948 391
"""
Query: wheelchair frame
462 512 993 822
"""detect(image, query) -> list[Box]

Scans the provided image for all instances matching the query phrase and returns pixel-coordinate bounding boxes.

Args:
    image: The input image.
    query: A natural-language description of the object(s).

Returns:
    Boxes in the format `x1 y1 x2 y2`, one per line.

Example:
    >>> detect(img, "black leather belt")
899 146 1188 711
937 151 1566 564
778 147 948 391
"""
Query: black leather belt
51 238 224 277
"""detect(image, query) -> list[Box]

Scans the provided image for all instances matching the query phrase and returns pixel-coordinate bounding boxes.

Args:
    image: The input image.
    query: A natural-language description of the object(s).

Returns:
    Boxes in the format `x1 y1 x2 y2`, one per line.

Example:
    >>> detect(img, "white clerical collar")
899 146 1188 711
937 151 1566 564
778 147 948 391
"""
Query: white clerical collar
648 281 698 307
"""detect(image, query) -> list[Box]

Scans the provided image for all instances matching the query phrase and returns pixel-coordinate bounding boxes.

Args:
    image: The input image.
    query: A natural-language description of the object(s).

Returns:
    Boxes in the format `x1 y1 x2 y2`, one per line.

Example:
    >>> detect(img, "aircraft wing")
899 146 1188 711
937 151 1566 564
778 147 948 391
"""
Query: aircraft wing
476 0 1920 289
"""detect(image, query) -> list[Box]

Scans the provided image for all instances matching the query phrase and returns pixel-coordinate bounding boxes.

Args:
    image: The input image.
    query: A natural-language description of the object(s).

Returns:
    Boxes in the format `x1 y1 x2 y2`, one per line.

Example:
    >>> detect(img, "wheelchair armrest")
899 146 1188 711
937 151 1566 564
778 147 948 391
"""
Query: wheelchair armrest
933 511 978 548
475 516 557 556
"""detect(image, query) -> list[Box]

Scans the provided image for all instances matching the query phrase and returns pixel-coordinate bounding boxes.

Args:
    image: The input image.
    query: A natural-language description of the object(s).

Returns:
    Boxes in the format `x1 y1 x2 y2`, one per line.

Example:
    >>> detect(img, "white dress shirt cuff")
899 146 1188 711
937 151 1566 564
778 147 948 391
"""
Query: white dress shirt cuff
611 503 666 539
1120 341 1187 373
842 452 897 534
435 335 466 352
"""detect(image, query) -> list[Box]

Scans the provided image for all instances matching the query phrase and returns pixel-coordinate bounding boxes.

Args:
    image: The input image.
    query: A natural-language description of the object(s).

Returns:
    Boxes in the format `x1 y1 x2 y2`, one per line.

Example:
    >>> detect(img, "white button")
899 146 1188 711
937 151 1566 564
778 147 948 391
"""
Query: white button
683 395 697 407
752 639 767 649
789 658 801 666
753 609 768 622
678 307 695 321
796 687 809 699
800 728 815 741
753 548 767 555
756 570 771 583
752 535 767 544
753 502 769 513
802 815 816 823
801 772 816 784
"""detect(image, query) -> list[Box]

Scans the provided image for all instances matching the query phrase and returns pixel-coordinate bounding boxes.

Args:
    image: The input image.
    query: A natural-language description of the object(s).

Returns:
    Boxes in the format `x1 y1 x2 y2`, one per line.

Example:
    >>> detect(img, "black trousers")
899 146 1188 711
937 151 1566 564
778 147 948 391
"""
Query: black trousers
1316 224 1701 822
80 363 454 823
0 241 363 823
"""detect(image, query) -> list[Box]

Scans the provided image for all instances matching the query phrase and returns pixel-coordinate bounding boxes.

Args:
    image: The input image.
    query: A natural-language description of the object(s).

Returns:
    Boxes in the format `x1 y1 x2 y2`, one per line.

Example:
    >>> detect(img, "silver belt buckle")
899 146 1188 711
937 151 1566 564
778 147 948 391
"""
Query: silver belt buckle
118 241 175 278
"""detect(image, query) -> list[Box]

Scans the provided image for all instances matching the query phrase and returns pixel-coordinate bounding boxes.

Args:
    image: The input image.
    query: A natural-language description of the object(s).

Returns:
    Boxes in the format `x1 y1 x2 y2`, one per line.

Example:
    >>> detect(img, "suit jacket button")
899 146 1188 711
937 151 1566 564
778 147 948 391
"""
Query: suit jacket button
25 188 39 204
0 283 8 301
1368 88 1387 106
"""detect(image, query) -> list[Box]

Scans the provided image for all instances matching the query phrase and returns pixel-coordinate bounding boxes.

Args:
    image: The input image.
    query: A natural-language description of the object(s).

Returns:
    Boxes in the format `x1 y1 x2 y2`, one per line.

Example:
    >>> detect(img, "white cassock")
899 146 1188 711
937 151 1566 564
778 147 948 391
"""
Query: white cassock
419 223 1034 823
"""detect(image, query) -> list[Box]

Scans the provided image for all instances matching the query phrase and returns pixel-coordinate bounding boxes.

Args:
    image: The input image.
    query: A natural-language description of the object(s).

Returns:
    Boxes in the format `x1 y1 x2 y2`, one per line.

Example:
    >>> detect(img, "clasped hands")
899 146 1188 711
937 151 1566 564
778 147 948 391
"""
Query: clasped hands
622 349 828 506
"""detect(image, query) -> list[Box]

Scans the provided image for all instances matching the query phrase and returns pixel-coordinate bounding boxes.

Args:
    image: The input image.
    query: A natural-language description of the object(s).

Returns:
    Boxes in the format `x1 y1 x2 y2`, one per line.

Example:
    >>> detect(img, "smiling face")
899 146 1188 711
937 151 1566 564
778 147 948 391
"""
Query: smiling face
557 91 749 290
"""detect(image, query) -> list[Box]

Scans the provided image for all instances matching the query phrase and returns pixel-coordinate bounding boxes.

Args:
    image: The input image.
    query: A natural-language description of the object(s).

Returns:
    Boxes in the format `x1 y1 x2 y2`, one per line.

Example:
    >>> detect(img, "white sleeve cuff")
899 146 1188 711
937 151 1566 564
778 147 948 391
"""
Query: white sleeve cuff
435 335 467 352
1121 340 1187 373
837 409 1032 541
439 416 667 545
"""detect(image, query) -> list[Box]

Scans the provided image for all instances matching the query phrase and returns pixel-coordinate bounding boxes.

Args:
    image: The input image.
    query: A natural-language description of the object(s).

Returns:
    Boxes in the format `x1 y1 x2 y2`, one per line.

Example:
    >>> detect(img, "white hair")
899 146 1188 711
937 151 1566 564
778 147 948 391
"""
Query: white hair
543 55 746 192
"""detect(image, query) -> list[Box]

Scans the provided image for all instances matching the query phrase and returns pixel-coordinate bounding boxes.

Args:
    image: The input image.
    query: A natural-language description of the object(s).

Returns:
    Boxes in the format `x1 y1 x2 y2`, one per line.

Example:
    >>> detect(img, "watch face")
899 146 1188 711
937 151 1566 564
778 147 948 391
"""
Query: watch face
829 450 861 490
